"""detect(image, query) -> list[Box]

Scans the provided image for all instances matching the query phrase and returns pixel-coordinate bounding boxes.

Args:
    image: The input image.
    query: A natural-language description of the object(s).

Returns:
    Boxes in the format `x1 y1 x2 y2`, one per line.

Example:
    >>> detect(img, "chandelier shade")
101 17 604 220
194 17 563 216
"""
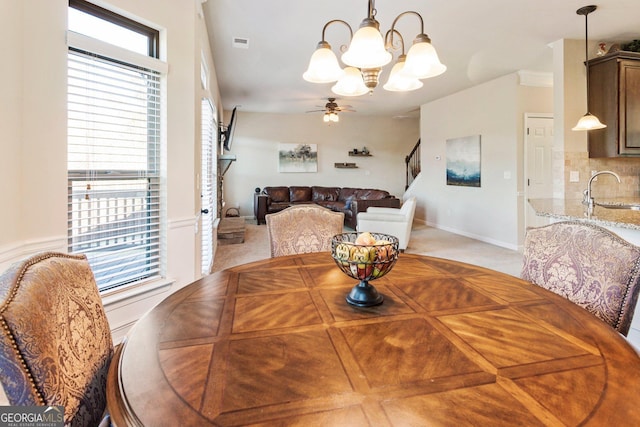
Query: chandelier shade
303 42 344 83
341 22 392 69
383 55 423 91
332 66 370 97
402 35 447 79
572 5 606 131
303 0 445 96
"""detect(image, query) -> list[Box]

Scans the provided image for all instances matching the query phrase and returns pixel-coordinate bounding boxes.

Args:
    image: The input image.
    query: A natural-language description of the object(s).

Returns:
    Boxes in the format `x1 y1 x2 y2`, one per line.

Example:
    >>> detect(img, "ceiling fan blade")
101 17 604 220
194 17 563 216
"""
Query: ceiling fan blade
305 109 326 113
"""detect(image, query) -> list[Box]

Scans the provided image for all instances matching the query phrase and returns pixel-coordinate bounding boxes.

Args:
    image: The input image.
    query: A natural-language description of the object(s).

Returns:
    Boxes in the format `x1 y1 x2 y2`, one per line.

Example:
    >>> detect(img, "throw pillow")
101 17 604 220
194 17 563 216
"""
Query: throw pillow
345 196 354 210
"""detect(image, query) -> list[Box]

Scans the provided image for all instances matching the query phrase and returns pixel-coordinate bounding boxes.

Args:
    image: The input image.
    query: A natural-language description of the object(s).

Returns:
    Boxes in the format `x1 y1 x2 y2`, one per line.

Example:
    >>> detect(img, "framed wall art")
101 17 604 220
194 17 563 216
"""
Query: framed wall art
278 143 318 173
446 135 481 187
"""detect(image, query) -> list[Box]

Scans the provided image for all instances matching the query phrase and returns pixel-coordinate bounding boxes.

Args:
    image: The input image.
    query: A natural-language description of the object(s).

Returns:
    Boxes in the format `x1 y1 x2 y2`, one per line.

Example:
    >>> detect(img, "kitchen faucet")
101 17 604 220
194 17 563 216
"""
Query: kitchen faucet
583 170 621 208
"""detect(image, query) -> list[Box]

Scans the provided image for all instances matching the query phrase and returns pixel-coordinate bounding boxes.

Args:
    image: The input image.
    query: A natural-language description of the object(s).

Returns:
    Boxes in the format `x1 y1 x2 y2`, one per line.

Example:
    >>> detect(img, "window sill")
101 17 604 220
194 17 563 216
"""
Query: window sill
101 276 174 308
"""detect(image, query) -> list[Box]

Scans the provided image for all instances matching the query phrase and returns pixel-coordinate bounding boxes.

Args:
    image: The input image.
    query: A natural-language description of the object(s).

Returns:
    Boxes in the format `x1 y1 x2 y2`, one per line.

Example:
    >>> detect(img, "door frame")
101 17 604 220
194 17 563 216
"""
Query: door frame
523 113 554 238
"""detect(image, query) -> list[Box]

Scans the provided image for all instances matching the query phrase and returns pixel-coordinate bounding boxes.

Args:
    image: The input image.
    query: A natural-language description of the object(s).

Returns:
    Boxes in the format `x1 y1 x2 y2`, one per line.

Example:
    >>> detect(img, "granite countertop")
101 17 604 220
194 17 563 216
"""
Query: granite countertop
528 198 640 231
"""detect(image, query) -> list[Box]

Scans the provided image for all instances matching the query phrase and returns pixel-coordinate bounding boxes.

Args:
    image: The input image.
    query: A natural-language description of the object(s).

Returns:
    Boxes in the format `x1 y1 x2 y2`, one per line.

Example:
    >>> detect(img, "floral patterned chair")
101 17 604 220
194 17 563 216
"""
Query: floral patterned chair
266 204 344 257
0 252 114 426
521 221 640 336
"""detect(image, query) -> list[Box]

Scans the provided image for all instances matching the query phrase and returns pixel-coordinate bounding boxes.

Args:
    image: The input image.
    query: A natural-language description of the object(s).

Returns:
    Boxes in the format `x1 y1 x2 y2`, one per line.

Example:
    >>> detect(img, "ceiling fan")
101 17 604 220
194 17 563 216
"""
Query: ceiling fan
306 97 356 122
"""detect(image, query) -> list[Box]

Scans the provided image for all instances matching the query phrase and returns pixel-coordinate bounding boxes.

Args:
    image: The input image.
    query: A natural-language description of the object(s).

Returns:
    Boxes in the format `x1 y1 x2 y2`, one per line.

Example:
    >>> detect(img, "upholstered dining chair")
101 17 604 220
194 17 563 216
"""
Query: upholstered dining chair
0 252 114 427
266 204 344 257
356 196 416 251
521 221 640 336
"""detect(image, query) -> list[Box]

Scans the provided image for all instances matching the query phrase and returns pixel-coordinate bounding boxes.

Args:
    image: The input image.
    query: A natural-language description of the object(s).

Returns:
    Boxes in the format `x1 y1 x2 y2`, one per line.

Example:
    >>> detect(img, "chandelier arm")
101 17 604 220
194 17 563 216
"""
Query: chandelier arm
390 11 425 36
321 19 353 52
384 29 405 55
321 19 353 42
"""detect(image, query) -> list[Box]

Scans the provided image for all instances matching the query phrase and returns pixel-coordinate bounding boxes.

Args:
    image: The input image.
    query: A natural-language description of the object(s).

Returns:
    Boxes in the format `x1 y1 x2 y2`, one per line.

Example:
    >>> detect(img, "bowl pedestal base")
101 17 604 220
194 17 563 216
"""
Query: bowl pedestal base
346 281 384 307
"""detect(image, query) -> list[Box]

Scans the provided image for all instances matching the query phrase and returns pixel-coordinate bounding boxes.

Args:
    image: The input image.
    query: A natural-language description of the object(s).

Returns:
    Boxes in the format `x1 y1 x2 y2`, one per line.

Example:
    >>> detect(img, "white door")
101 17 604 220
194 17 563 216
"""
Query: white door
525 115 554 229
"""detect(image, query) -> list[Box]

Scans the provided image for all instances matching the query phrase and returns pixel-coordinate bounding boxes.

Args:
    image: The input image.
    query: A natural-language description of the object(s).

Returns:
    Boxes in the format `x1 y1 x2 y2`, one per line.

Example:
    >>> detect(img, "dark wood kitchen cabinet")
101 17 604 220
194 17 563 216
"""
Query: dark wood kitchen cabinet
588 51 640 157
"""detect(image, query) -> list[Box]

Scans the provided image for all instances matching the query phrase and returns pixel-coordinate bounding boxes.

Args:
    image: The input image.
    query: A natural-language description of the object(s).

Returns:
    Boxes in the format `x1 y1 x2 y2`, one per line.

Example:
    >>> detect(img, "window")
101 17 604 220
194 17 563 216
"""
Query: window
201 98 217 274
67 0 164 292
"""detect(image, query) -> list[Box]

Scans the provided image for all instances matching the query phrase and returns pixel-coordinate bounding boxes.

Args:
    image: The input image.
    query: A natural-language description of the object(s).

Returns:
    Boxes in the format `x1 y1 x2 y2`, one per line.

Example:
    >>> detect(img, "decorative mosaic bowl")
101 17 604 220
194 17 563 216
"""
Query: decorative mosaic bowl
331 232 399 307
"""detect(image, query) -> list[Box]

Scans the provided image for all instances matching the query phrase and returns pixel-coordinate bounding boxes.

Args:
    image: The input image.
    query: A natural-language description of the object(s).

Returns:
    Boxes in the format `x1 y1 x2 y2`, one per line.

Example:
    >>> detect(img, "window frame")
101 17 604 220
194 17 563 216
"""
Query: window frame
67 0 166 293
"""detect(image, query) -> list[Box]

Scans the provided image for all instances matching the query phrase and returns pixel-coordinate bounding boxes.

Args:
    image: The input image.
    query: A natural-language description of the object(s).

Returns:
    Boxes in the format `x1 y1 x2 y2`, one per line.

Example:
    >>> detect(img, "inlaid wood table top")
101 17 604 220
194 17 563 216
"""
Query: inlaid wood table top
107 253 640 426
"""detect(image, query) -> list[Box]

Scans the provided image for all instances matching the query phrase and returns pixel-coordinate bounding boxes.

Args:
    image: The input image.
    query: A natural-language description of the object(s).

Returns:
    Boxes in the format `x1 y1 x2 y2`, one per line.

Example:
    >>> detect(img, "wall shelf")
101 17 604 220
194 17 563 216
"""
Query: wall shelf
335 162 358 168
348 151 371 157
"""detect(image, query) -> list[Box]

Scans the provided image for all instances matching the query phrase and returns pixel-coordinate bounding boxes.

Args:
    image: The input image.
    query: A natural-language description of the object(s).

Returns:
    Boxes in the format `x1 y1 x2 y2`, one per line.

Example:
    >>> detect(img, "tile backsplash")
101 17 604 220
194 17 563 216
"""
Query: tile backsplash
565 152 640 200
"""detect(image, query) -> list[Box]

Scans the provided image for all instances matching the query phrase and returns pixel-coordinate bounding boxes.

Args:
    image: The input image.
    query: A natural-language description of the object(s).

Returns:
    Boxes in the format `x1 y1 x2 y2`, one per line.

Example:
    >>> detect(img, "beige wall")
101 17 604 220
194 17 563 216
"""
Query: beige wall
0 0 220 340
222 112 420 218
419 73 553 250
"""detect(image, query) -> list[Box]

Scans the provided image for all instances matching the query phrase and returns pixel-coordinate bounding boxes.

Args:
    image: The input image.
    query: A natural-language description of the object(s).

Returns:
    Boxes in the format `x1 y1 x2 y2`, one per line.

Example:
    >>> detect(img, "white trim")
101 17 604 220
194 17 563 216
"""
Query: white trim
101 276 173 307
66 31 168 74
169 216 198 230
424 219 519 251
0 237 67 267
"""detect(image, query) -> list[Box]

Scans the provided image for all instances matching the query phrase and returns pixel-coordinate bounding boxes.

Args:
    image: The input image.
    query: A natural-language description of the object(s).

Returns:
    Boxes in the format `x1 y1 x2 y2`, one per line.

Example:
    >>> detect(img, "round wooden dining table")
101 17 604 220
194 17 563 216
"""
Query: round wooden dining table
106 253 640 426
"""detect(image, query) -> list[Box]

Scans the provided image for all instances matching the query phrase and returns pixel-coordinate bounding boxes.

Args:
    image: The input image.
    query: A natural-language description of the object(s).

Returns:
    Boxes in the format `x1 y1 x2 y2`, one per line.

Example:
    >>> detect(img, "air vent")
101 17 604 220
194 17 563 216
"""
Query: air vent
232 37 249 49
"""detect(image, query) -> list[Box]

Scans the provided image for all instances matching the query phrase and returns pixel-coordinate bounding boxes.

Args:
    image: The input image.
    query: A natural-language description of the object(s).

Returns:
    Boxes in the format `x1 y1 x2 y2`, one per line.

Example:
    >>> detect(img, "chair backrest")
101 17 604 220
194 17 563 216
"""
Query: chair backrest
521 221 640 336
401 197 417 223
0 252 113 426
266 204 344 257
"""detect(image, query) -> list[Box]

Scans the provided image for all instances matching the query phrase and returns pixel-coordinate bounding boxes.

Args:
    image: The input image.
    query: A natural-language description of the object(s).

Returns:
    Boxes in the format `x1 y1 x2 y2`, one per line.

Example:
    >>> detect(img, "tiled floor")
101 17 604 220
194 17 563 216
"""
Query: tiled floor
212 220 523 277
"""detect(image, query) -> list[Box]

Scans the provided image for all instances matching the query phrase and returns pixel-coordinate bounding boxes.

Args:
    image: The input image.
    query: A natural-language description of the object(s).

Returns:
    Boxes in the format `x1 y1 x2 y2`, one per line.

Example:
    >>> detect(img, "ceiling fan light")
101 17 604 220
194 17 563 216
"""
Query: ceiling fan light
403 35 446 79
341 21 392 69
323 112 331 122
330 112 339 122
383 57 423 92
572 113 607 131
303 42 344 83
331 66 369 97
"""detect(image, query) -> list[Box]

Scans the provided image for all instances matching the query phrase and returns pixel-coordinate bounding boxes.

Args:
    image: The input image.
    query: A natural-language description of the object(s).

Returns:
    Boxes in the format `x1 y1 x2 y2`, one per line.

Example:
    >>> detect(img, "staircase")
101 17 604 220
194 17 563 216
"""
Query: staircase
405 139 420 190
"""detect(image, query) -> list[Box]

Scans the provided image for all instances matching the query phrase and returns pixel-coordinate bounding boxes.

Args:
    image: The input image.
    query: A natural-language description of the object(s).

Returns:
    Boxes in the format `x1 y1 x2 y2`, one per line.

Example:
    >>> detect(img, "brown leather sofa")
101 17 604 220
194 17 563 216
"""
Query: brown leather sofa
254 186 400 229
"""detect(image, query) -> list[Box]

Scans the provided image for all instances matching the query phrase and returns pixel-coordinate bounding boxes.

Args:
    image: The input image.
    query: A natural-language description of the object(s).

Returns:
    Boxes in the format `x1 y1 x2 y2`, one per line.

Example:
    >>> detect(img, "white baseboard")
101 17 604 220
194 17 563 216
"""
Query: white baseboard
423 220 519 251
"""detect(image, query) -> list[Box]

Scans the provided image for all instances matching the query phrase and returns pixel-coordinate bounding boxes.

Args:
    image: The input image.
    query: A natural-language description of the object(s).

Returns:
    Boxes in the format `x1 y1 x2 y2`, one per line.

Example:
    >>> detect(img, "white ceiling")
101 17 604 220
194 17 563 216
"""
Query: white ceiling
202 0 640 118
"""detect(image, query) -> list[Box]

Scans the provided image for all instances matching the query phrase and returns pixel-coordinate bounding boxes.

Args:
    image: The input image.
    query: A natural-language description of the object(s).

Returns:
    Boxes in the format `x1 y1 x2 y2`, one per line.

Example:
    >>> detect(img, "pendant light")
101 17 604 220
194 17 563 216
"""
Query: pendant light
572 5 606 131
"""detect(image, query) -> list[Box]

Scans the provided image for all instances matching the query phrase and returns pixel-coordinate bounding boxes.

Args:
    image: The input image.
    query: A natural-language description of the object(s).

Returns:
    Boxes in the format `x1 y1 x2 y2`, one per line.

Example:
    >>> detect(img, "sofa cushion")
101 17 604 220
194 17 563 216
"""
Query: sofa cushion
357 188 390 200
338 188 360 201
268 202 290 213
312 186 340 202
263 186 289 203
289 186 312 203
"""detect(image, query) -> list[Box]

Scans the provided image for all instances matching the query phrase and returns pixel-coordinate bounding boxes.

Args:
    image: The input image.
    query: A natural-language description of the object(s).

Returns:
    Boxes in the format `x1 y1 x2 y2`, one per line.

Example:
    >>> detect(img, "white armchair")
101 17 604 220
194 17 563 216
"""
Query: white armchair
356 197 416 251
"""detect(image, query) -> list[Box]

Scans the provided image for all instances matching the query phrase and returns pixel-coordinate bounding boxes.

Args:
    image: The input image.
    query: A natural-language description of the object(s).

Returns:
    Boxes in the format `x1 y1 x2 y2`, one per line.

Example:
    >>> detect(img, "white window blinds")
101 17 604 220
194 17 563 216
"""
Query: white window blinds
201 98 216 275
68 49 161 291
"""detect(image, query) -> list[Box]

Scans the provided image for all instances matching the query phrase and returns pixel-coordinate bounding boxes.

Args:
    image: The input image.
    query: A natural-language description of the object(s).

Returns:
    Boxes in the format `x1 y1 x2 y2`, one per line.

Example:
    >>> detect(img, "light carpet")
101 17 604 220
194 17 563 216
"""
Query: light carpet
211 220 523 277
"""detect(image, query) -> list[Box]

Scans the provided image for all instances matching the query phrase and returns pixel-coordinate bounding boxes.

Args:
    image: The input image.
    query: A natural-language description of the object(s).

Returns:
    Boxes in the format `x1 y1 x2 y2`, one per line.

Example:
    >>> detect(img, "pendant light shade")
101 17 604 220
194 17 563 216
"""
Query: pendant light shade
303 42 344 83
572 113 607 131
573 5 606 131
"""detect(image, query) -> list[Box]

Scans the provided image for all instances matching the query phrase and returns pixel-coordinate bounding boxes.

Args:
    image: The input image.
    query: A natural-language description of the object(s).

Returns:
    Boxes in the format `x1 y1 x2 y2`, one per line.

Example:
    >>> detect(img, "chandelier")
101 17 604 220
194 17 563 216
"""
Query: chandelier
303 0 446 96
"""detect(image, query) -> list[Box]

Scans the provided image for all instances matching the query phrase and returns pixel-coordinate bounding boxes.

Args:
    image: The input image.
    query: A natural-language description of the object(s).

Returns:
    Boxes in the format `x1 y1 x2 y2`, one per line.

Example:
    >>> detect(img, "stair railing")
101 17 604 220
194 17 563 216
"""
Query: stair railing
405 139 421 190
